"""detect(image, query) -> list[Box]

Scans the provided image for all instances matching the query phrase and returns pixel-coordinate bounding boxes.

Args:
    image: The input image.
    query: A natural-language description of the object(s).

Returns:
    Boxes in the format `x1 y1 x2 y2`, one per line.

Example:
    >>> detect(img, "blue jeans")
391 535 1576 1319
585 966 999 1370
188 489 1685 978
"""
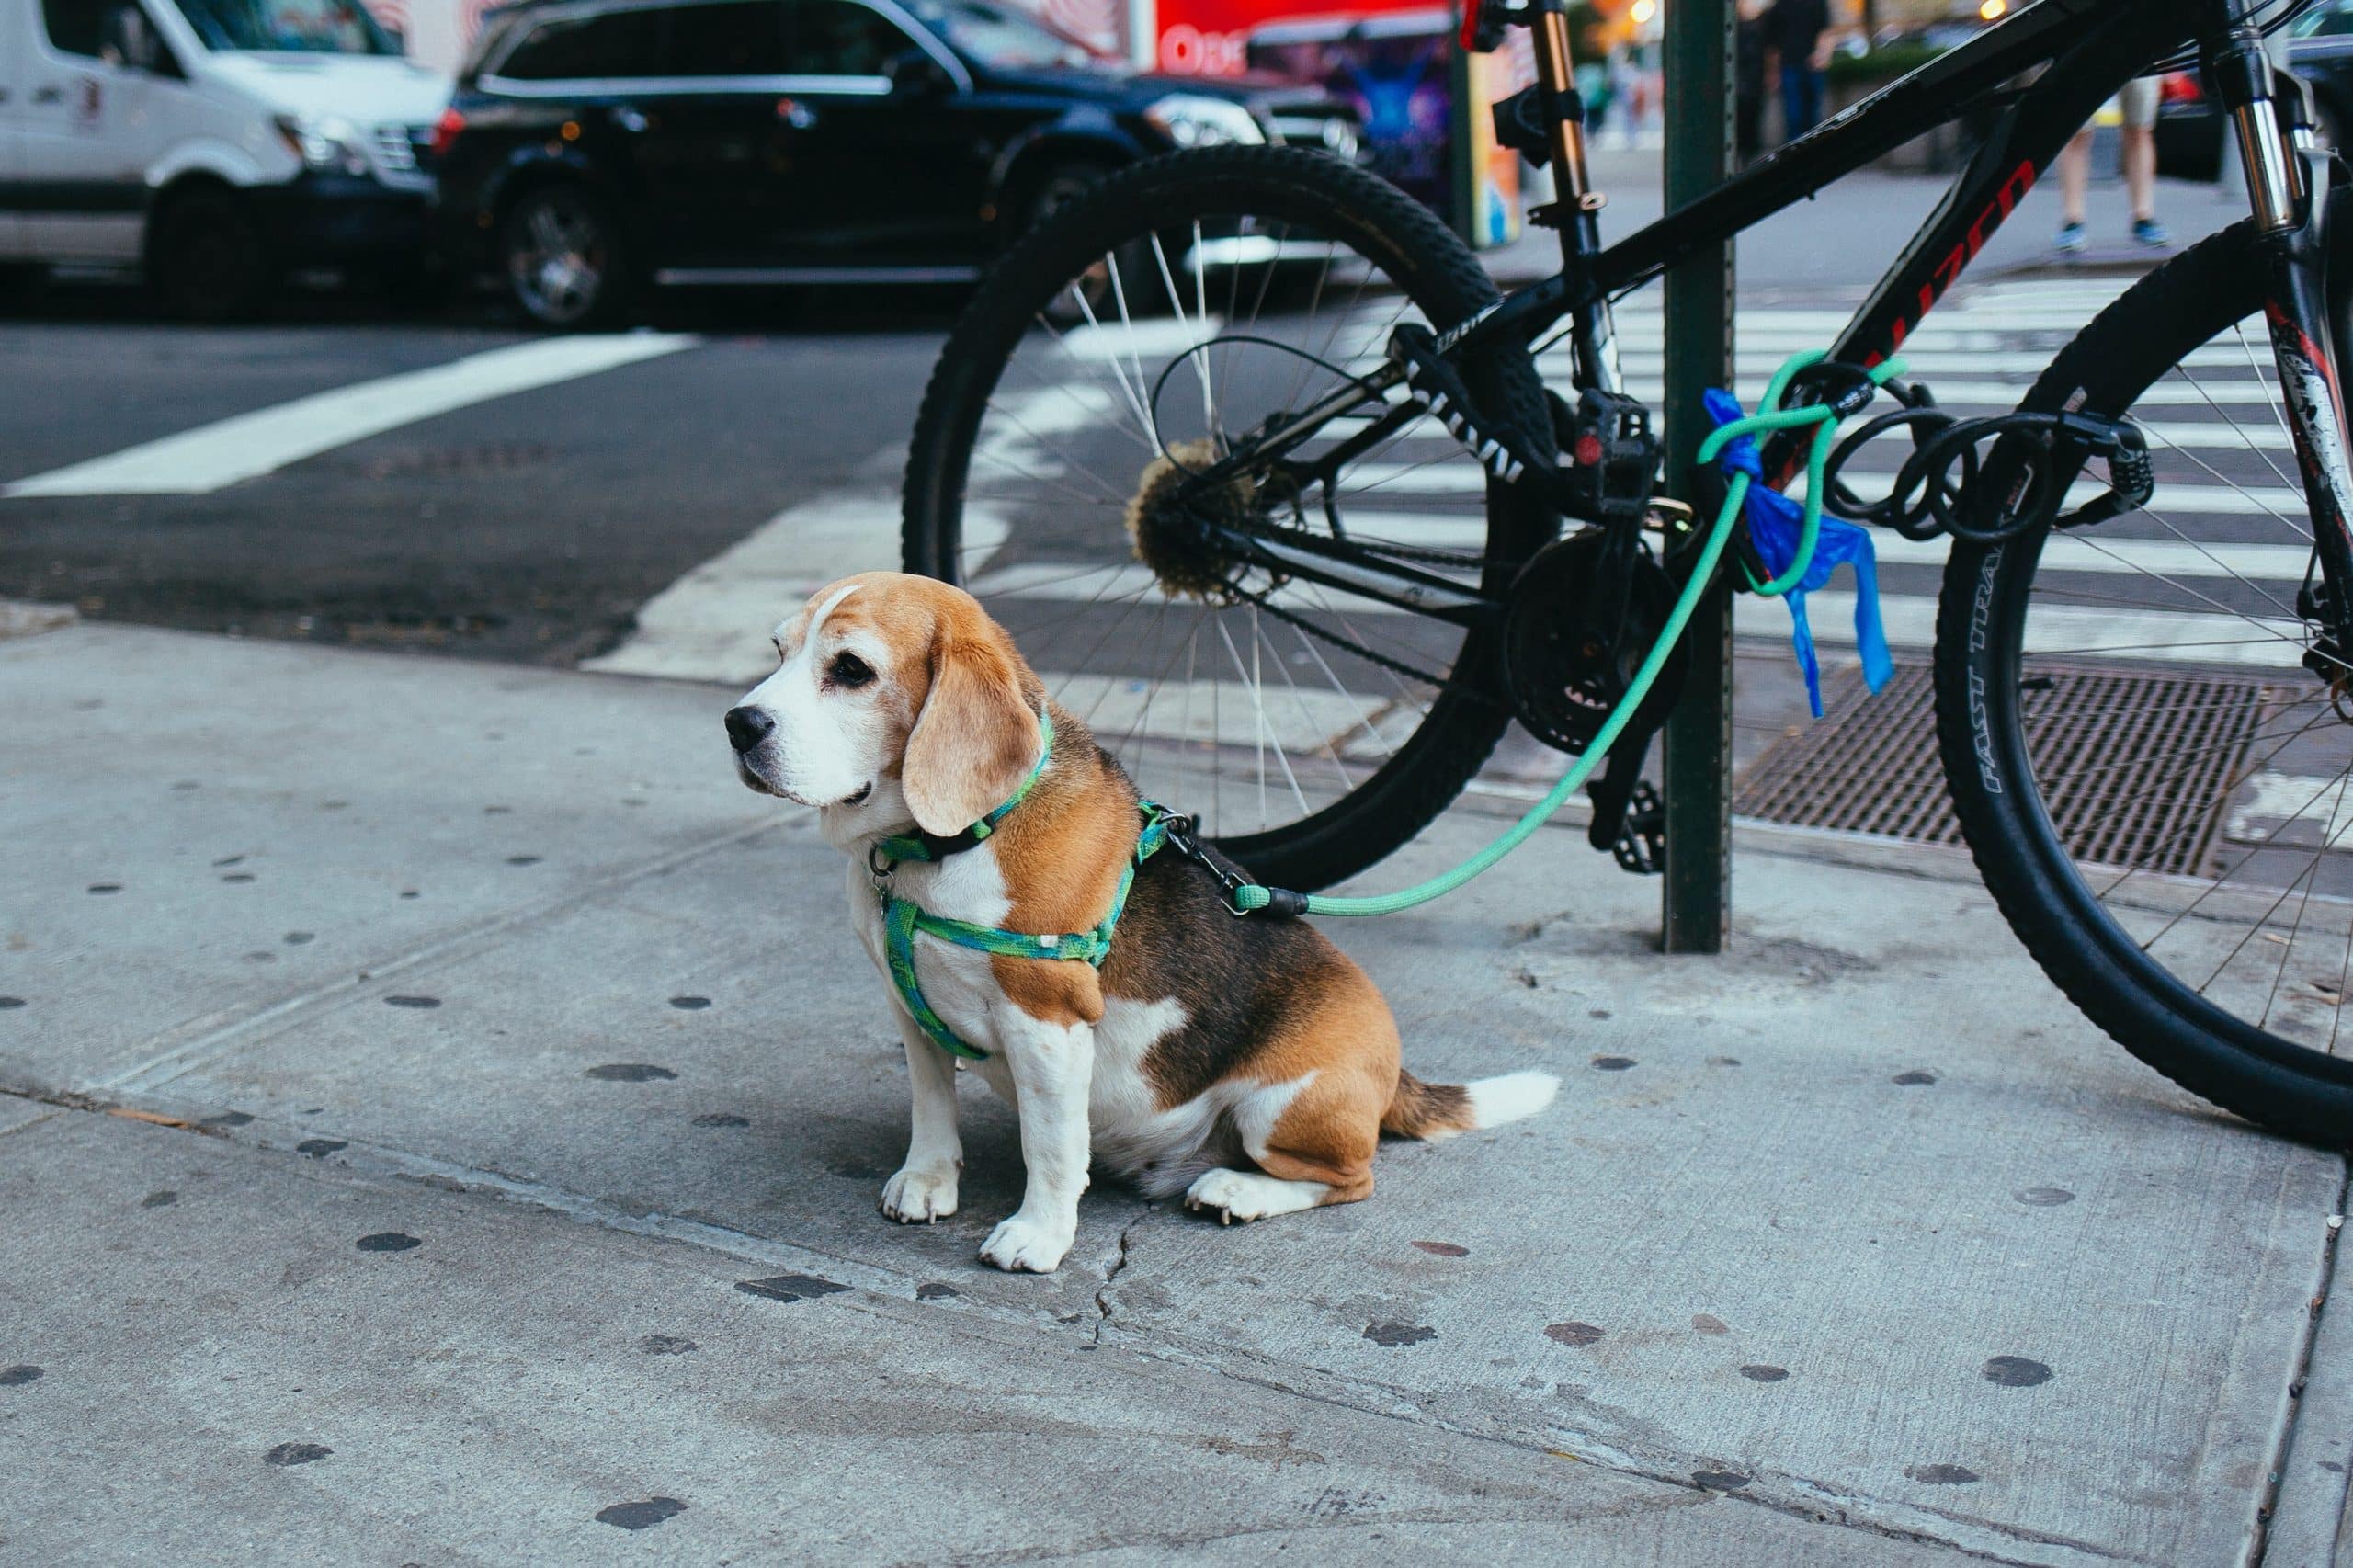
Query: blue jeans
1781 62 1825 140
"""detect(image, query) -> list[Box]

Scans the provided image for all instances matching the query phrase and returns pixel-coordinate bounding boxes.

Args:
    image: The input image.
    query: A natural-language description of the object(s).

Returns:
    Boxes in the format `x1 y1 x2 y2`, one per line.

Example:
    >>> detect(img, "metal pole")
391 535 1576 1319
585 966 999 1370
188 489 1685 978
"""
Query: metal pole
1659 0 1735 953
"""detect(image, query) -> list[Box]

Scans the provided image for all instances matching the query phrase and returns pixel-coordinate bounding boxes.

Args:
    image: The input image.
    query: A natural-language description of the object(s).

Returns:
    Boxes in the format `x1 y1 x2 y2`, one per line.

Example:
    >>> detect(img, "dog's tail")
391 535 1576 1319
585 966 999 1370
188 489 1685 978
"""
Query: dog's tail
1381 1068 1559 1142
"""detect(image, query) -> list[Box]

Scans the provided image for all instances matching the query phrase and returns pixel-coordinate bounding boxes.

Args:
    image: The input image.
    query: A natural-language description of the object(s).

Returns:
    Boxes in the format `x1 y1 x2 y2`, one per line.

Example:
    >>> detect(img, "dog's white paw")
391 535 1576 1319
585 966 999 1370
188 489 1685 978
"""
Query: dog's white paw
979 1214 1074 1273
880 1166 960 1224
1184 1167 1324 1224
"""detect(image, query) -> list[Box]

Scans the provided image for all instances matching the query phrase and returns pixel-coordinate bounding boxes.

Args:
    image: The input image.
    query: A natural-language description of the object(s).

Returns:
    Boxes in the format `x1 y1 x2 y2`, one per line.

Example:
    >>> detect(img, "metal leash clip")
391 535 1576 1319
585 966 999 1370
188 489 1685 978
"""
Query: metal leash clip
1159 812 1258 916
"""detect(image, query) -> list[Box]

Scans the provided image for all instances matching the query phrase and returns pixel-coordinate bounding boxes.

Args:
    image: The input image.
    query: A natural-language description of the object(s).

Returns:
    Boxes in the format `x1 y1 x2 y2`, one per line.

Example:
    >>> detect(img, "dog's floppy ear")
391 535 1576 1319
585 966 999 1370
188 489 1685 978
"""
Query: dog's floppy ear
902 616 1040 836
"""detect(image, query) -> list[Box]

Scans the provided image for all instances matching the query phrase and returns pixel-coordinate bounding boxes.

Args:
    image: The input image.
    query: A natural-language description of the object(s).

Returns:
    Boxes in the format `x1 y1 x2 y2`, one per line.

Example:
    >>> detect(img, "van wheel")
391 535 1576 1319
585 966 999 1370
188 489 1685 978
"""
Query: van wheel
149 189 274 321
499 184 632 329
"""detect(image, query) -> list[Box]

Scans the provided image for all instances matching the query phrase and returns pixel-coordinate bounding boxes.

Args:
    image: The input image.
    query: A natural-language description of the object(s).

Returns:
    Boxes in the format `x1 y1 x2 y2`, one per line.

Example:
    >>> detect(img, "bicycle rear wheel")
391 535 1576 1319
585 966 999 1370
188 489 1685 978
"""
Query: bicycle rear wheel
903 146 1553 892
1937 221 2353 1145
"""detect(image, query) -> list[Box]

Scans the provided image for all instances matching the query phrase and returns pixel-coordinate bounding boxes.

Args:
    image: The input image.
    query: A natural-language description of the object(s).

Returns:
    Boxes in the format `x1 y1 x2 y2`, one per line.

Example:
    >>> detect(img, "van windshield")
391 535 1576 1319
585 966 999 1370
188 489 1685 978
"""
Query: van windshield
170 0 401 53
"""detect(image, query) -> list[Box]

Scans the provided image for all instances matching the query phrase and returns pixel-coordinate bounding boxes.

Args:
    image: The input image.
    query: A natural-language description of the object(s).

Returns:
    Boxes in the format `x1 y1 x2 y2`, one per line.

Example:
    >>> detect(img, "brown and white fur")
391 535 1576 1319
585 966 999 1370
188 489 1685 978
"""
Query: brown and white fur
726 572 1558 1273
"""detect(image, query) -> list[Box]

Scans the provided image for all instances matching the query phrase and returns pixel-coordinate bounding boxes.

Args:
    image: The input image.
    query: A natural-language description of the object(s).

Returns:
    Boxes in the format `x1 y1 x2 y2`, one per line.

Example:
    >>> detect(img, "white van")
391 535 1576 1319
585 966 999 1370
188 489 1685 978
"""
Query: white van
0 0 449 315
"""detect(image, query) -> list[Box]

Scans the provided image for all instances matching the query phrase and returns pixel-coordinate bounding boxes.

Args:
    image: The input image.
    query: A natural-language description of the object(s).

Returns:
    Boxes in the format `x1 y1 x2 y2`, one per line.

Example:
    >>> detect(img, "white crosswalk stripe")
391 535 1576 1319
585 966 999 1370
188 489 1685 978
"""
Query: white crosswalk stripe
3 334 700 498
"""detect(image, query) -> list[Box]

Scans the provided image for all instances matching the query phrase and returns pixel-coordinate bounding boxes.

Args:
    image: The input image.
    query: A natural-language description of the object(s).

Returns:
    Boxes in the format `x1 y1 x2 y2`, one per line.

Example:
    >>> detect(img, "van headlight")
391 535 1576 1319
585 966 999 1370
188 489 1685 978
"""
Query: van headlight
1144 96 1266 149
276 114 369 176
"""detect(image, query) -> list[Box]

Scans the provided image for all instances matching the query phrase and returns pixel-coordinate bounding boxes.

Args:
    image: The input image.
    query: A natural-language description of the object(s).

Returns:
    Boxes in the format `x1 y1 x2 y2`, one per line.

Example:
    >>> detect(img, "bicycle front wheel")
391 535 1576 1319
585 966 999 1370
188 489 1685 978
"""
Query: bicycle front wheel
903 146 1553 892
1937 221 2353 1145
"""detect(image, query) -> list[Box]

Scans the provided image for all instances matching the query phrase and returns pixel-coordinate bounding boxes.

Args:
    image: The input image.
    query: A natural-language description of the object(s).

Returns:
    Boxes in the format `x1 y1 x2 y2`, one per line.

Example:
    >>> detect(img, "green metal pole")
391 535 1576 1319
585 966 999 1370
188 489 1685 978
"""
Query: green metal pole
1659 0 1735 954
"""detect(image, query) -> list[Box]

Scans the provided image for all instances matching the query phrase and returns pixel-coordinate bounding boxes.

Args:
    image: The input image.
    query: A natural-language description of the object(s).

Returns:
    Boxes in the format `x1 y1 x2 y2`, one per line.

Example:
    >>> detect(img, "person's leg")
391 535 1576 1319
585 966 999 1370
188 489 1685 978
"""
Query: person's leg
2124 126 2156 221
1788 64 1824 137
1779 62 1806 140
2056 126 2092 249
2120 77 2165 244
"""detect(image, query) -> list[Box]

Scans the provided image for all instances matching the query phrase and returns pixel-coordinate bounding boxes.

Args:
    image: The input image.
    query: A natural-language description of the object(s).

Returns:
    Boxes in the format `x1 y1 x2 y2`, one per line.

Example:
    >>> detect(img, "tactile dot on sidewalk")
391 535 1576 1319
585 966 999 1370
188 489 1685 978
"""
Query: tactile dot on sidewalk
596 1499 686 1531
263 1442 332 1466
355 1233 421 1253
1907 1463 1984 1485
734 1275 847 1303
1983 1355 2053 1386
1363 1323 1437 1346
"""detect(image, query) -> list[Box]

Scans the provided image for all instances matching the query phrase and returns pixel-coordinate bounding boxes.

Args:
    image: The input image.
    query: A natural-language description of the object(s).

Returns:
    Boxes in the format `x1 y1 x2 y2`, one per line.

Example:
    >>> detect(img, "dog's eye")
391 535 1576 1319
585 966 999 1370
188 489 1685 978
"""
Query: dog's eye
826 652 874 689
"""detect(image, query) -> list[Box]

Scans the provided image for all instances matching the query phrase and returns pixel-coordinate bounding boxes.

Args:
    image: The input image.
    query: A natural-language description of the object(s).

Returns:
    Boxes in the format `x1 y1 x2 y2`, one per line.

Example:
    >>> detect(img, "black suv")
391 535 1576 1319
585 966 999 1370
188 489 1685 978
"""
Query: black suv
432 0 1361 325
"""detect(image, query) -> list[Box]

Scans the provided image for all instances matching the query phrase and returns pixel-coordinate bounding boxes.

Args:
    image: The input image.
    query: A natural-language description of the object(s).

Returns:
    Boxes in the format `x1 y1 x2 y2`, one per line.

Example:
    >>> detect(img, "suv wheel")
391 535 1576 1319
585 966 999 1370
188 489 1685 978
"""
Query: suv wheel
149 188 274 321
1020 160 1115 236
500 184 632 329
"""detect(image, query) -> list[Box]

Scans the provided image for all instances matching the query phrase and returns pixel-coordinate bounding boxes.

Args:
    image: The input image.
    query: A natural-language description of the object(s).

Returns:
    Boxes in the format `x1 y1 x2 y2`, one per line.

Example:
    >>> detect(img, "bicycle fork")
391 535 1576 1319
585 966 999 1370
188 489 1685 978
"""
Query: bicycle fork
2211 5 2353 678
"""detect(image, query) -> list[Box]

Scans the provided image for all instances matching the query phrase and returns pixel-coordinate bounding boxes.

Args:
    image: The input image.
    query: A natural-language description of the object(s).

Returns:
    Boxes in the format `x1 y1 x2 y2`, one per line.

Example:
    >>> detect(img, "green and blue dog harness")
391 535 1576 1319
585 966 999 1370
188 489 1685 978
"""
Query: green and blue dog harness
869 713 1176 1062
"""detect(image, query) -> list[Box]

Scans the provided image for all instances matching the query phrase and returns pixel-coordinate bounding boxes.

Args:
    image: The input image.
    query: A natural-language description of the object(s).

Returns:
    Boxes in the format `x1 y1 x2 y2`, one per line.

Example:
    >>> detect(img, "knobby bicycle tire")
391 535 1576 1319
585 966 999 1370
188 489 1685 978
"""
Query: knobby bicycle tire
1936 220 2353 1147
903 145 1555 892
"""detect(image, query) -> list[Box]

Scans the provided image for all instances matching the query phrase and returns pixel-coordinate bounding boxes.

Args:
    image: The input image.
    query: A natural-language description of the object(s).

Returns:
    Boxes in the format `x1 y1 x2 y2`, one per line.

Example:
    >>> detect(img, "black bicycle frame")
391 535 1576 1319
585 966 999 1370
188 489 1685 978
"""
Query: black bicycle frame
1526 0 2194 444
1204 0 2353 656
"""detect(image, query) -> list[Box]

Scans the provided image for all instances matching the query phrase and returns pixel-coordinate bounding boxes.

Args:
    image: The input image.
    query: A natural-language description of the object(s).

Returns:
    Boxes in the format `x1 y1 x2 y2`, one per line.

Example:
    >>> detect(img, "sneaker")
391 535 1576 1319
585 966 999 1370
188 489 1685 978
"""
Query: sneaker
2053 221 2086 253
2131 217 2170 246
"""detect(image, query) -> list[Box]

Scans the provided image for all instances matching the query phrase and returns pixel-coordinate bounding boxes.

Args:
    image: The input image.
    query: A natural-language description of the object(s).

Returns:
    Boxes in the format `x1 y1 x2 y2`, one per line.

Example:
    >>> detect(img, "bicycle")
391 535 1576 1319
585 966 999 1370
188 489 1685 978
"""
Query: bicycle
903 0 2353 1148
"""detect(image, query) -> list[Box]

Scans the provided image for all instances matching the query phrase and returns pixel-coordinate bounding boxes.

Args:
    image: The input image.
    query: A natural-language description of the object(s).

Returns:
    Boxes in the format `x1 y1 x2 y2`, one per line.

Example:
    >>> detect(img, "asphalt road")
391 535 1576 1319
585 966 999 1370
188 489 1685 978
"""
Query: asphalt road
0 281 960 665
0 149 2246 669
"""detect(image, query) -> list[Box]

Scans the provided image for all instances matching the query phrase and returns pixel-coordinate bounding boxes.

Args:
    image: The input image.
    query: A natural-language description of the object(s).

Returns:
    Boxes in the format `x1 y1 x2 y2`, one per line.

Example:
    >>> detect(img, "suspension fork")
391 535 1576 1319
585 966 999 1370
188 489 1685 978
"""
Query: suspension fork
1529 0 1623 395
2209 2 2353 658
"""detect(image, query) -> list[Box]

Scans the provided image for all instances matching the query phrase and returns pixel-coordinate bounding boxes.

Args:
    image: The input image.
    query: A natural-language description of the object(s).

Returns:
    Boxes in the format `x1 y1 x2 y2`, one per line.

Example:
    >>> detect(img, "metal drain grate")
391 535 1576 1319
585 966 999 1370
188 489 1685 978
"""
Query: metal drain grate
1734 658 2269 876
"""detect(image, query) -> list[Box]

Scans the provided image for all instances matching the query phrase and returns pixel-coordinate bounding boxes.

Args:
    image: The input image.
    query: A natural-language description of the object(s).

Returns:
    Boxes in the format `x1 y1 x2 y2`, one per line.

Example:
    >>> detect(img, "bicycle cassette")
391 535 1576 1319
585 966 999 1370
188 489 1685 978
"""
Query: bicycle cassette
1502 530 1688 753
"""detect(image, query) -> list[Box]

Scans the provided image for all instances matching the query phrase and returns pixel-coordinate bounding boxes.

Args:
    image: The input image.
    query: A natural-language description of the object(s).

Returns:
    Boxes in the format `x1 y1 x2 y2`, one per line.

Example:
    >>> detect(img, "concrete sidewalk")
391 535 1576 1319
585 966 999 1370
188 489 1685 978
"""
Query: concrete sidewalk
2 615 2347 1565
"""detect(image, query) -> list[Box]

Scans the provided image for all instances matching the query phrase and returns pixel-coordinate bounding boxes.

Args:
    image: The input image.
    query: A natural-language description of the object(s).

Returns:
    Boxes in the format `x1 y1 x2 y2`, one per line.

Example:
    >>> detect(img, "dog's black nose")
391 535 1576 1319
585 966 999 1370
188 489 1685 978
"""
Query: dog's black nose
724 706 776 754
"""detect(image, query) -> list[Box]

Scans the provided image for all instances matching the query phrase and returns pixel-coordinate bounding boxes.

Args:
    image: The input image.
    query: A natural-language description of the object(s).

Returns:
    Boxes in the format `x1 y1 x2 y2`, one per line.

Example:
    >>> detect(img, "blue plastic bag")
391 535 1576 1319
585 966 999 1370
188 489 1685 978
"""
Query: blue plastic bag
1702 387 1894 718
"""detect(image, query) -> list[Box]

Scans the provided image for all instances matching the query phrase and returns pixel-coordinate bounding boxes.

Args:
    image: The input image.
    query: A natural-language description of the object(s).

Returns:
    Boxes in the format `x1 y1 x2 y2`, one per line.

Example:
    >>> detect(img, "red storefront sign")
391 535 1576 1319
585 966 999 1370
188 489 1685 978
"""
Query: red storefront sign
1147 0 1435 75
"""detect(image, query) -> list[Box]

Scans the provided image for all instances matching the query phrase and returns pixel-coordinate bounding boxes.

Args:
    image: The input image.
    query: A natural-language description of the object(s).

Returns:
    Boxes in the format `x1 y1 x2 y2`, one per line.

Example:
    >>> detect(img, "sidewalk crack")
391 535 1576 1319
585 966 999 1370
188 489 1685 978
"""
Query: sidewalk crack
2250 1160 2351 1566
1091 1209 1148 1342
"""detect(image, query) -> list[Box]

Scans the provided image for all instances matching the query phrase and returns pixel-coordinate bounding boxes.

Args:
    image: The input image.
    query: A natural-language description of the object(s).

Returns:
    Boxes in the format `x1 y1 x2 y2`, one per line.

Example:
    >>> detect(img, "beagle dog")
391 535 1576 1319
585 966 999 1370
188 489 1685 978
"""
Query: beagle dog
725 572 1558 1274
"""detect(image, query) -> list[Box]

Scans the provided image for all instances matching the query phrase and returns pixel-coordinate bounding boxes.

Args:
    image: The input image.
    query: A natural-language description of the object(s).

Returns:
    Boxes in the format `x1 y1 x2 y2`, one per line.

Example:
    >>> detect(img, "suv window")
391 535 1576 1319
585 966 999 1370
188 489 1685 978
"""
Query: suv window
41 0 108 56
2295 3 2353 36
496 6 676 79
782 0 912 75
667 0 790 74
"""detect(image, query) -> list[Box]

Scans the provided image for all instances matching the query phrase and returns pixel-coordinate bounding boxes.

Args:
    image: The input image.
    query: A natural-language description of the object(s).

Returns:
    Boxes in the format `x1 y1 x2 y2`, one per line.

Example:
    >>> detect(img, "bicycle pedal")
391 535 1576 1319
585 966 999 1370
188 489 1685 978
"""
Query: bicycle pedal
1611 779 1665 875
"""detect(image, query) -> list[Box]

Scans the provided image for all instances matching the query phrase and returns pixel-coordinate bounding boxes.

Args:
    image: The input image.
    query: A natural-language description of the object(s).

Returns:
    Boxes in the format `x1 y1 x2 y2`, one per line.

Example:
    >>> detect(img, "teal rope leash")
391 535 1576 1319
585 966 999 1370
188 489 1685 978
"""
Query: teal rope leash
1230 349 1904 919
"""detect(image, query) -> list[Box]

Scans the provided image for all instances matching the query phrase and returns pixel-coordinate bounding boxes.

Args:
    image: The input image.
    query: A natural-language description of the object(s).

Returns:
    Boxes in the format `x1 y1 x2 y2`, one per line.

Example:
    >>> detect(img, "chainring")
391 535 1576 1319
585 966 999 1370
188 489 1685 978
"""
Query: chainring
1501 530 1688 753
